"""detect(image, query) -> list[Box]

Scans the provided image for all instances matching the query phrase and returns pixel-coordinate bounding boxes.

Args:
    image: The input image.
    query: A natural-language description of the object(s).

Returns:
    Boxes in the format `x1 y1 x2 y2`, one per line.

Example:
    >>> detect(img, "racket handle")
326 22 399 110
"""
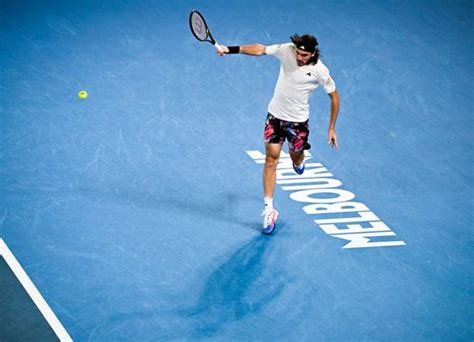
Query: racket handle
214 42 224 54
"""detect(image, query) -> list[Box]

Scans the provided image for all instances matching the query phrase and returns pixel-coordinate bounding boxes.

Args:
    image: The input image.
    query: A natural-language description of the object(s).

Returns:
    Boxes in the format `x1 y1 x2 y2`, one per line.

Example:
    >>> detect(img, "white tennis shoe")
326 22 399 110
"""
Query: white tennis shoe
261 209 279 235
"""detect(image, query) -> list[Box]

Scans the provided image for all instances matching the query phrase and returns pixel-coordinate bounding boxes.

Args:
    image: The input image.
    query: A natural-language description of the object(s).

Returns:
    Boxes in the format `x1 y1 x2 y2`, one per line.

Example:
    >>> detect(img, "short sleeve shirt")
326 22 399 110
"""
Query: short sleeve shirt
265 43 336 122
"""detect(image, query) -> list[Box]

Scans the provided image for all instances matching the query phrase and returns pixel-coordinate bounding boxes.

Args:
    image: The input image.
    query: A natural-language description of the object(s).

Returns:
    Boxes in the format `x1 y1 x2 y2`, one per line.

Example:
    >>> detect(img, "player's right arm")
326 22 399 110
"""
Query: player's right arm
217 44 266 56
239 44 266 55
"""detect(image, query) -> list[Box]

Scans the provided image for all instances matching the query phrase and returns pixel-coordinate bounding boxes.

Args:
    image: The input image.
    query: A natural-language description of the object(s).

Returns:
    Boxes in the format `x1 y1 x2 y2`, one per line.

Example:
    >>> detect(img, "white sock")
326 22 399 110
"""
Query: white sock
264 197 273 213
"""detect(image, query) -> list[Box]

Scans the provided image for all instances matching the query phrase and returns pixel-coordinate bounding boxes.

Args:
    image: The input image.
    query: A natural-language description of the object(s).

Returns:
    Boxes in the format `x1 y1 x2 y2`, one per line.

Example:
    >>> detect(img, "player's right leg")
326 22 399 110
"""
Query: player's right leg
262 144 281 234
263 142 282 200
262 113 284 234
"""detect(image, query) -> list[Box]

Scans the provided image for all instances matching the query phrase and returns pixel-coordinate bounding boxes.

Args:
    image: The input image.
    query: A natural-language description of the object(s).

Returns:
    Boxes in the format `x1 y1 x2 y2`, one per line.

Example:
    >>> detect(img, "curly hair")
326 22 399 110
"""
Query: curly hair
290 34 320 65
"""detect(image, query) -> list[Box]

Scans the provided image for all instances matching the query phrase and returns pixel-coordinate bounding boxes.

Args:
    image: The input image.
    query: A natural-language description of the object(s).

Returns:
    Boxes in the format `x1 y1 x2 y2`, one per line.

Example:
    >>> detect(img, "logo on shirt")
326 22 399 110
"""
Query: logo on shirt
306 72 312 77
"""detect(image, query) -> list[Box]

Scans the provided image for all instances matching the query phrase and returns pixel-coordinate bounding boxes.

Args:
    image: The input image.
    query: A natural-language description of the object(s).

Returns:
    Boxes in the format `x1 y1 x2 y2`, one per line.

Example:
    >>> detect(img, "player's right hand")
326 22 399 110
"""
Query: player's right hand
216 44 228 56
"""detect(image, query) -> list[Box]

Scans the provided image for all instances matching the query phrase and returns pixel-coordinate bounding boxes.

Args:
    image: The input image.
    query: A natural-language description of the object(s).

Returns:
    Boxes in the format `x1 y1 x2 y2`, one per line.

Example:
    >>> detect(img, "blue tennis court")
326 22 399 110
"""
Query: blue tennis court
1 0 473 340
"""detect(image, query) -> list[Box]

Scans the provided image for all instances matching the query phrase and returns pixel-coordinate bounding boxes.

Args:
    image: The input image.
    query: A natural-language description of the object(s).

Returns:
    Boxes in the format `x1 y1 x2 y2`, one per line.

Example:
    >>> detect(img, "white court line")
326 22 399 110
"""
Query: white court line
0 238 72 342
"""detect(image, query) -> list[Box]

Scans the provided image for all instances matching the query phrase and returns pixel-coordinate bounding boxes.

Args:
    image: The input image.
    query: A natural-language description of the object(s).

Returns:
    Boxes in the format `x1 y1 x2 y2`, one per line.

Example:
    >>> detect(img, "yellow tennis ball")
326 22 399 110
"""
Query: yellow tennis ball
78 90 88 99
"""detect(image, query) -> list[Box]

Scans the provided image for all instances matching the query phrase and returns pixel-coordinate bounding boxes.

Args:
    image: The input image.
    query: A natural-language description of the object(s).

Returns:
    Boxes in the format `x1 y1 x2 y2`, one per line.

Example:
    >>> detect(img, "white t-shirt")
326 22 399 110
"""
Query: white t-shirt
266 43 336 122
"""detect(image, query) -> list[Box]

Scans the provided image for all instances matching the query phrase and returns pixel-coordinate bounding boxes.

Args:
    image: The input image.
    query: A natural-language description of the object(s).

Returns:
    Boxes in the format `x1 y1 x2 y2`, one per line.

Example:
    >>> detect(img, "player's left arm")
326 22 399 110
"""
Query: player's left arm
327 90 340 149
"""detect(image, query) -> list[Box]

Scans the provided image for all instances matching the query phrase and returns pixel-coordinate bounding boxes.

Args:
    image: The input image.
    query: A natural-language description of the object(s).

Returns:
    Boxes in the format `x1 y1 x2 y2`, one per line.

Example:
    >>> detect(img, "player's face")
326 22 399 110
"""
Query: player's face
295 48 315 66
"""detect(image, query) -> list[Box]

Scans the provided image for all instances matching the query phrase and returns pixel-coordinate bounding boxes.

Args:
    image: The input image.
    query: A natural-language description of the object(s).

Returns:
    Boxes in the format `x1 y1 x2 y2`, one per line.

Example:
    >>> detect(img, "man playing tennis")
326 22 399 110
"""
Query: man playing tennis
217 34 340 234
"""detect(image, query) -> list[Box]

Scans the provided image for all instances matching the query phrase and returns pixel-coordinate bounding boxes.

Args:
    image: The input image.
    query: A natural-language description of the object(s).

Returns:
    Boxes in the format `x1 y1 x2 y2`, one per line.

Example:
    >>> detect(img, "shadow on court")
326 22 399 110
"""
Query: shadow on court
85 232 292 340
179 232 288 338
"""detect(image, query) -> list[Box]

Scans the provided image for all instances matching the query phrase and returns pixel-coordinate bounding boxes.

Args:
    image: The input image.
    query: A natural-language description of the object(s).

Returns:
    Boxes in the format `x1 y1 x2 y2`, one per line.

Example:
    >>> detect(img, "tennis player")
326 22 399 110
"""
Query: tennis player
217 34 340 234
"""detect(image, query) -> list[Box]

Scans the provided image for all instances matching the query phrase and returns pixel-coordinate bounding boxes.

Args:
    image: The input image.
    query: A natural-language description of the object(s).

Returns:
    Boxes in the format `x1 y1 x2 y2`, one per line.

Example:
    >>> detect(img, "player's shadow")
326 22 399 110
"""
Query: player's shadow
178 232 288 338
89 230 289 340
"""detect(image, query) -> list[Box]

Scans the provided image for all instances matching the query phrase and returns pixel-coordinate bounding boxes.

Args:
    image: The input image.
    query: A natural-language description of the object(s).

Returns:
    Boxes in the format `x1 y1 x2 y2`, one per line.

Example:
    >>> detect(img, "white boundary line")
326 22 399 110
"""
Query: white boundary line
0 238 72 341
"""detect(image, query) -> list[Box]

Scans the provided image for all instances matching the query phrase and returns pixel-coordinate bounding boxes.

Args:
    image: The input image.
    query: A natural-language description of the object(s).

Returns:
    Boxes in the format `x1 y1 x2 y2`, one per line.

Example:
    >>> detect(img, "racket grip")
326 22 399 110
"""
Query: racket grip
214 42 224 54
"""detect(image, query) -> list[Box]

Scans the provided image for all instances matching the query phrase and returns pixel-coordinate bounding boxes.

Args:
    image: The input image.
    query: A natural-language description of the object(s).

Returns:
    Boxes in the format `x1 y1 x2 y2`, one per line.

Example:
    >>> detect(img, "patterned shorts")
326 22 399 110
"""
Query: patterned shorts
264 113 311 152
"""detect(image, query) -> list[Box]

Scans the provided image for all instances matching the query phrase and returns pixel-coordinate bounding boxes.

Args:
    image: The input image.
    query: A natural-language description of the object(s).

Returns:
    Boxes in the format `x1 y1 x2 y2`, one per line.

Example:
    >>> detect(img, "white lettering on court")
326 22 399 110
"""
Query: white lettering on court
246 150 406 249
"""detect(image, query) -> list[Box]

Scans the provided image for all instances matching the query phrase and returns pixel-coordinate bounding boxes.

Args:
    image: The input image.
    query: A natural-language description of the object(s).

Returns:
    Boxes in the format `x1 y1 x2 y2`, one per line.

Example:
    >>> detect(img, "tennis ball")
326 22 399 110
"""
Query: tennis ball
78 90 88 99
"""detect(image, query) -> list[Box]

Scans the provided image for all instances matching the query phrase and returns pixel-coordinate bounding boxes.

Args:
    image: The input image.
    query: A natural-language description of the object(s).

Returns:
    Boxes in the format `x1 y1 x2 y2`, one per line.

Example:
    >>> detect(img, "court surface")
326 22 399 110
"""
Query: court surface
1 0 473 340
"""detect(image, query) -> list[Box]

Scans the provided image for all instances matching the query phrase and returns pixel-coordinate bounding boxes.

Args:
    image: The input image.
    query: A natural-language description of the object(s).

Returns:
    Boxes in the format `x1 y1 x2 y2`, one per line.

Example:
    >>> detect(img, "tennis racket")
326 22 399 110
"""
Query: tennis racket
189 10 223 53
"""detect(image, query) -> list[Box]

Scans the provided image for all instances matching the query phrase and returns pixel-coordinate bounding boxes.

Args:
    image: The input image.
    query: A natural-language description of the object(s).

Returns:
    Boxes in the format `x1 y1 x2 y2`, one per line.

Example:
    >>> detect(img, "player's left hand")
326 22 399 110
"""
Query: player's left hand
328 129 339 149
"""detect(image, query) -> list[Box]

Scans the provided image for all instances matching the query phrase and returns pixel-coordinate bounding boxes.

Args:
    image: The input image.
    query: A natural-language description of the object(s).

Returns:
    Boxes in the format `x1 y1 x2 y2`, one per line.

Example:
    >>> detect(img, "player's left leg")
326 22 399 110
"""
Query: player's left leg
286 120 310 175
290 150 305 175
